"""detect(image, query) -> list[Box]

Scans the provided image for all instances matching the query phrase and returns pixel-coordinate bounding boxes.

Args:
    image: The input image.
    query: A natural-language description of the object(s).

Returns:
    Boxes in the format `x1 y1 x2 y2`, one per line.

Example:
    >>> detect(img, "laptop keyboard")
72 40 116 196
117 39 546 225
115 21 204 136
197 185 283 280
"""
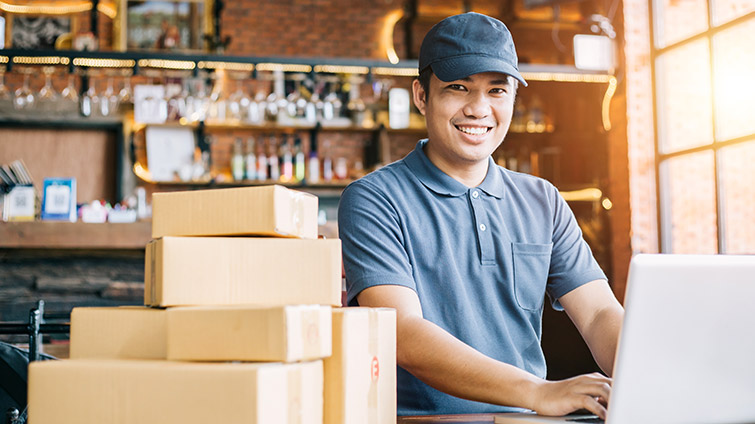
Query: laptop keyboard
566 418 605 423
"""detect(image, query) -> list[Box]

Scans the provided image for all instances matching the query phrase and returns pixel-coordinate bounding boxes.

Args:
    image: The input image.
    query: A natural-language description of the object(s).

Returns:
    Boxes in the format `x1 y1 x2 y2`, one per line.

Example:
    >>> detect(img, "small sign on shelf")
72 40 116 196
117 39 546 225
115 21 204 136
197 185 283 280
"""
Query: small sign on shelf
41 178 77 222
2 185 36 222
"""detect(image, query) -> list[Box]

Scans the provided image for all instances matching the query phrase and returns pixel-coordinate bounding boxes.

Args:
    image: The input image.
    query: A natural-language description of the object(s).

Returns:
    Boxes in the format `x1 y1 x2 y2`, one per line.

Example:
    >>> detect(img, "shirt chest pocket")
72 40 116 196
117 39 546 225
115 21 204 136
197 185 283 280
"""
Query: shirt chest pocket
512 242 553 311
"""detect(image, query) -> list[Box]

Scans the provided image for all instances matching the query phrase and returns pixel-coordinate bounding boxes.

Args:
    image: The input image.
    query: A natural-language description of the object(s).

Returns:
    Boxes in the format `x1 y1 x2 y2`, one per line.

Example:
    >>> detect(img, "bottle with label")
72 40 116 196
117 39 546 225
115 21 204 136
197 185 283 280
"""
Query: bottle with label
307 142 320 184
334 157 348 180
294 135 306 183
268 135 280 181
280 134 294 182
244 137 257 181
322 140 333 182
231 138 245 181
256 137 269 181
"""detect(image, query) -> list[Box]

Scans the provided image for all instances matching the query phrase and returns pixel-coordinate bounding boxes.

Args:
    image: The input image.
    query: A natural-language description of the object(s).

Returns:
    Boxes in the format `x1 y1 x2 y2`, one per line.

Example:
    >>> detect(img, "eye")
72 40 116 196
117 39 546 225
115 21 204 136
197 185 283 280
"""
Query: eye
489 87 509 95
446 84 467 91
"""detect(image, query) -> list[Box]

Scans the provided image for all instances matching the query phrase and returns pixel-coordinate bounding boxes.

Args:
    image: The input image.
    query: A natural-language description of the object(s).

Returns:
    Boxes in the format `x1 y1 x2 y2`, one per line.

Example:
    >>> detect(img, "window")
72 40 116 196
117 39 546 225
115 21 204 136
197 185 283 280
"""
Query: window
650 1 755 253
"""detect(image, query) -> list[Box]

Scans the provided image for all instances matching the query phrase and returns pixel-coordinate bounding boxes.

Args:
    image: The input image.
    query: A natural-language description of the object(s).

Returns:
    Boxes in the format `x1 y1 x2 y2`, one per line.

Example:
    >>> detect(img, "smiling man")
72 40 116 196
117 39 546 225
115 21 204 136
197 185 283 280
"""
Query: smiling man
338 12 624 418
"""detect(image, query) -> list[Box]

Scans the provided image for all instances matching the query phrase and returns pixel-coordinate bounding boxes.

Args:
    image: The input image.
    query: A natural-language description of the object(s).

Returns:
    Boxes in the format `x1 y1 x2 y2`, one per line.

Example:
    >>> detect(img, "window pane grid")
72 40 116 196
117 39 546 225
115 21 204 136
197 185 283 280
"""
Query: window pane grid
652 0 755 253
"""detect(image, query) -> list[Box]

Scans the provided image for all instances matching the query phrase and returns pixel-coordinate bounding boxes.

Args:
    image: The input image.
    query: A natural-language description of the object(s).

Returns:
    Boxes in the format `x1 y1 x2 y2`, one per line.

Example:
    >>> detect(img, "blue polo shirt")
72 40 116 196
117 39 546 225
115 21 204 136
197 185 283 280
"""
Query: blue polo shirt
338 140 607 416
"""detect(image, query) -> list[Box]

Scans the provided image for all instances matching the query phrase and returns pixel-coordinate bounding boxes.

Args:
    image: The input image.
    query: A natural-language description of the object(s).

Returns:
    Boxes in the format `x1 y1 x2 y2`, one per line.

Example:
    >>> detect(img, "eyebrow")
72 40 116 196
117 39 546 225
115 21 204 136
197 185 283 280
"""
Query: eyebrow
458 76 512 85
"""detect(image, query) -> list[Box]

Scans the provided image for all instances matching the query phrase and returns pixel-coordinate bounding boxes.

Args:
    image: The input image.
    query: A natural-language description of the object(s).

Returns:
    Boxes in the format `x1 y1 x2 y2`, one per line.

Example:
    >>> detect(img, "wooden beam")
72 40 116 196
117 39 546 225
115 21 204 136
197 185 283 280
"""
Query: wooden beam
0 221 152 249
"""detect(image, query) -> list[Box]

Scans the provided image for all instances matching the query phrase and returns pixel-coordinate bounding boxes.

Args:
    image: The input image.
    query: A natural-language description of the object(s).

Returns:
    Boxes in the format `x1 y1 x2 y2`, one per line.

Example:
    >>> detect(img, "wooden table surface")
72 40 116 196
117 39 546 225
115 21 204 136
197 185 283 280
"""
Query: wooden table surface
398 414 497 423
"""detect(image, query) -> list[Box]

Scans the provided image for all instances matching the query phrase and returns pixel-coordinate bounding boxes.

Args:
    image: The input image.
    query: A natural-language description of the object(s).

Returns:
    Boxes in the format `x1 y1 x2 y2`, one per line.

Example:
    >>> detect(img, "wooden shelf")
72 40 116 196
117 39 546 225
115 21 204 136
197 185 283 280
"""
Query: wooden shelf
139 179 352 191
0 221 152 250
133 121 427 134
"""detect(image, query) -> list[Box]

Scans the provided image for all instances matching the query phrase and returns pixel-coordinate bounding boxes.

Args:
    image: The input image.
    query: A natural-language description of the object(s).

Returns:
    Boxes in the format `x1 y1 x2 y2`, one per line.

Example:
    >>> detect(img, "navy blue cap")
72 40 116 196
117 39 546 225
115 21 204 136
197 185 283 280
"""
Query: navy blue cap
419 12 527 87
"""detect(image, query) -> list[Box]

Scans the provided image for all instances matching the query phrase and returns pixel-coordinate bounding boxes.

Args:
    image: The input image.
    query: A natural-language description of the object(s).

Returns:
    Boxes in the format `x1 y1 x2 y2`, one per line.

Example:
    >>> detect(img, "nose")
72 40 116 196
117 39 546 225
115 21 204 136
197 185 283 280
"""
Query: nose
461 91 491 119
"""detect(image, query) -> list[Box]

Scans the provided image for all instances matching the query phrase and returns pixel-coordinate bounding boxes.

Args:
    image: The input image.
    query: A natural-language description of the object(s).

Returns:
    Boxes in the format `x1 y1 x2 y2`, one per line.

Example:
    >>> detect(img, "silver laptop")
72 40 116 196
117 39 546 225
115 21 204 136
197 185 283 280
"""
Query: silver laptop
496 254 755 424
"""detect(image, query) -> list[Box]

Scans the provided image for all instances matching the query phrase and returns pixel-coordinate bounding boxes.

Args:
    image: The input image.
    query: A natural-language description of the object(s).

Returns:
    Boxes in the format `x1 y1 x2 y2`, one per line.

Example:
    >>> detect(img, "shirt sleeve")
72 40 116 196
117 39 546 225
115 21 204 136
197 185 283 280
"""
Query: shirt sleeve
338 179 416 306
545 184 608 310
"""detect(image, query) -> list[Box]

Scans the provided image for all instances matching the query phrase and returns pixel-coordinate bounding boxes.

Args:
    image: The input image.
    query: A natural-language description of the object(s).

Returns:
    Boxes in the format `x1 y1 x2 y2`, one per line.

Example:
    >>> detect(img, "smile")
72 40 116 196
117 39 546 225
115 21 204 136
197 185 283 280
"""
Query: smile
455 125 492 136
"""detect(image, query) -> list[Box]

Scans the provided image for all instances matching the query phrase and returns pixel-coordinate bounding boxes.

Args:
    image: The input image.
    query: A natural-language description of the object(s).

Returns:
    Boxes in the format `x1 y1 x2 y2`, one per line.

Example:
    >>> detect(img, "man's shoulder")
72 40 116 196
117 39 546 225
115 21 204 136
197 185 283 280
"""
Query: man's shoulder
496 165 558 195
345 158 413 195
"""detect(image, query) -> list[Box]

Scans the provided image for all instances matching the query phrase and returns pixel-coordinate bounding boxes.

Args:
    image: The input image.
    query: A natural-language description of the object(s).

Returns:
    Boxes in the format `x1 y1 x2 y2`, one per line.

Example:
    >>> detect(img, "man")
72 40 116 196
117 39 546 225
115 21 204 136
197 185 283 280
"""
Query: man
338 12 624 419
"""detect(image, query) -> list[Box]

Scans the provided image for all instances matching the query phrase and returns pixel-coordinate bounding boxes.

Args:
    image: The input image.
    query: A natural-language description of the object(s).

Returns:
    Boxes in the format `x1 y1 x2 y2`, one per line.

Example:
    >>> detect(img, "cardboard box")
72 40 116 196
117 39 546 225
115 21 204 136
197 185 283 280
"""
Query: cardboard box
29 359 323 424
324 308 397 424
145 237 342 307
167 304 332 362
70 306 167 360
151 185 318 239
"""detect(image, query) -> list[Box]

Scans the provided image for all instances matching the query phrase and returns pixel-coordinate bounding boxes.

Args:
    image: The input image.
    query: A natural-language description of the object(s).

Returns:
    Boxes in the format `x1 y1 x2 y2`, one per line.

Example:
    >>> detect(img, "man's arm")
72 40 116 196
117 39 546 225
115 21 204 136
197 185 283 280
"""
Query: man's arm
358 284 614 419
559 279 625 376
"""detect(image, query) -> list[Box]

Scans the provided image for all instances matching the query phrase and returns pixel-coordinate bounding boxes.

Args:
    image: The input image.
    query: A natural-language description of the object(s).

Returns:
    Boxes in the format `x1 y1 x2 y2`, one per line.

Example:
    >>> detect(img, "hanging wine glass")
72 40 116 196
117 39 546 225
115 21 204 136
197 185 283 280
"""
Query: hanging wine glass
37 67 60 114
80 75 99 118
0 71 12 114
13 72 36 111
60 74 79 117
118 70 134 113
99 77 119 117
227 78 250 122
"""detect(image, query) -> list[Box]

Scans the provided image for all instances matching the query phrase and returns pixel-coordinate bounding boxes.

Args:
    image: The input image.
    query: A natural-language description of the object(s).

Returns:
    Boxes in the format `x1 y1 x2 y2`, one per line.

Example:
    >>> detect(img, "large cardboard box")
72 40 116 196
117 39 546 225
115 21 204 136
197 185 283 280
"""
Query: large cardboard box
151 185 319 239
70 306 167 360
167 304 332 362
145 237 342 307
29 359 323 424
324 308 397 424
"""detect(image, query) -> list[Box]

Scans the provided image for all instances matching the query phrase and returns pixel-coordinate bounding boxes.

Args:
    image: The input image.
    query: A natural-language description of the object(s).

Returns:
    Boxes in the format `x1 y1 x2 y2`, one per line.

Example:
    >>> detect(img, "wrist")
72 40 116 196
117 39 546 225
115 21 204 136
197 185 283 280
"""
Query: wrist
518 374 547 411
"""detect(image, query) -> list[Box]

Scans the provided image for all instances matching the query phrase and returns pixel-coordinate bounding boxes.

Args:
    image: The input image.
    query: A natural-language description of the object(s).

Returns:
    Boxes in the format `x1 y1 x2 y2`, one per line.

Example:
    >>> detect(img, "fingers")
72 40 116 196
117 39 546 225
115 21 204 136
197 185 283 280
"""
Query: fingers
577 378 611 404
573 373 612 419
580 395 608 420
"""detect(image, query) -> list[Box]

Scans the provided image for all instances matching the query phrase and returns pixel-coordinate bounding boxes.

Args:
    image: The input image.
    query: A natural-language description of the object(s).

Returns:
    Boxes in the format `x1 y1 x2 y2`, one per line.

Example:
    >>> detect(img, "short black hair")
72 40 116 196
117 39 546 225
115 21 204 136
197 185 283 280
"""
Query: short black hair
416 66 518 100
417 66 433 98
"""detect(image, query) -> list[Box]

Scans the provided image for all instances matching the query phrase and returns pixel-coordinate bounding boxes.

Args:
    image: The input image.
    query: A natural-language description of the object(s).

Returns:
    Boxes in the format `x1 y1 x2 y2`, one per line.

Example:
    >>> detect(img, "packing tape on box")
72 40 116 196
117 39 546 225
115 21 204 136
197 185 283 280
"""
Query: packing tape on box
368 310 379 424
288 366 303 424
301 308 322 360
291 192 306 236
149 242 157 303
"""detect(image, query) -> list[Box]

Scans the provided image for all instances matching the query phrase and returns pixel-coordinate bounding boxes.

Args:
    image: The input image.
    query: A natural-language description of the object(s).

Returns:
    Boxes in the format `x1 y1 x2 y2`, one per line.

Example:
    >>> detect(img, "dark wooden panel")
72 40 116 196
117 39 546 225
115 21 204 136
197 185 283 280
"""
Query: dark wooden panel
0 222 151 249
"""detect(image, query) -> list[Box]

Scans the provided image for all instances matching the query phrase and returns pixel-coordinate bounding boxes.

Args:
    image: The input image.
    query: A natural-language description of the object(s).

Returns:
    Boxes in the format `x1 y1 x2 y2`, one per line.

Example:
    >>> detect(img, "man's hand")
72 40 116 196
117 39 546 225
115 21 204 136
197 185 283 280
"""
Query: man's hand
530 373 612 419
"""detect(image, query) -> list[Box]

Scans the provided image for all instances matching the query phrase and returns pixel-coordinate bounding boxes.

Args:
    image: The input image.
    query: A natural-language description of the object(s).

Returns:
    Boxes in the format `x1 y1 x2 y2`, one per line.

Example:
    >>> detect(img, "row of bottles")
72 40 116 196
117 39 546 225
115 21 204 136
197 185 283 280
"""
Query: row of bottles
511 95 554 134
227 135 360 185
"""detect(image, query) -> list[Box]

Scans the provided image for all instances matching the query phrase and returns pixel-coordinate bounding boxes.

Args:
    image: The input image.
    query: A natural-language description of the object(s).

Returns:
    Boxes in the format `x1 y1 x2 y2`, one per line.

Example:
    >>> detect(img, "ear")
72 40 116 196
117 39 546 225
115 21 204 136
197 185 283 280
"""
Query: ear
412 79 427 116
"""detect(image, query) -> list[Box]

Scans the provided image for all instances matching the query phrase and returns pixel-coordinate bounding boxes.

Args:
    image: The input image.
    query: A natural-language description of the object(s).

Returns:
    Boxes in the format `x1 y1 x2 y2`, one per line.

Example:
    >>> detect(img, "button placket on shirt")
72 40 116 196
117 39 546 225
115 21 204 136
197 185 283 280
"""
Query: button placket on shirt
469 189 496 265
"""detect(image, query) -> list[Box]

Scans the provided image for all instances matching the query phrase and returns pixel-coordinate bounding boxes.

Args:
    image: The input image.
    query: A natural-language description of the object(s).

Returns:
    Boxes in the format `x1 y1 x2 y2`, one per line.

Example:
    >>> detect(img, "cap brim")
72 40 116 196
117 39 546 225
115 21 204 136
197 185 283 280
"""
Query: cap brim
430 55 528 87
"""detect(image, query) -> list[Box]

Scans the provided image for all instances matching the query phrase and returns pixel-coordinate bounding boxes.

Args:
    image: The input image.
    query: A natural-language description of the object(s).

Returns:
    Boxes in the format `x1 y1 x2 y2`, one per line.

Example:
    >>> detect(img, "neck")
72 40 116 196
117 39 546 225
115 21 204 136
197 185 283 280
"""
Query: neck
423 143 489 188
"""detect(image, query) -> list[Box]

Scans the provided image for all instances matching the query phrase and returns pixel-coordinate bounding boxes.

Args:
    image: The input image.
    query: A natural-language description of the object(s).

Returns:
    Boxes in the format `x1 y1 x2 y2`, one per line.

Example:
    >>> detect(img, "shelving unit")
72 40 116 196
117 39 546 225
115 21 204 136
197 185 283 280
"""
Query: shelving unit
1 48 616 205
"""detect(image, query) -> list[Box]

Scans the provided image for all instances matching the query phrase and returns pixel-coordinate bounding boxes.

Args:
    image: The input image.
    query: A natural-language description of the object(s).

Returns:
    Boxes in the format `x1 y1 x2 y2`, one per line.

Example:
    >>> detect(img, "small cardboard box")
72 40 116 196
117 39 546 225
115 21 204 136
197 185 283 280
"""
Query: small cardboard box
29 359 323 424
70 306 166 360
151 185 318 239
145 237 342 307
167 304 332 362
324 308 397 424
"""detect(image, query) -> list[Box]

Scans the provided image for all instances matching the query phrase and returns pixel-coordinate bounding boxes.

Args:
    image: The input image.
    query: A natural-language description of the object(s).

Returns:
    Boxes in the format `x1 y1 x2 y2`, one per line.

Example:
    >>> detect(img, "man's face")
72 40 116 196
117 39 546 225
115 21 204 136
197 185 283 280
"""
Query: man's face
413 71 515 169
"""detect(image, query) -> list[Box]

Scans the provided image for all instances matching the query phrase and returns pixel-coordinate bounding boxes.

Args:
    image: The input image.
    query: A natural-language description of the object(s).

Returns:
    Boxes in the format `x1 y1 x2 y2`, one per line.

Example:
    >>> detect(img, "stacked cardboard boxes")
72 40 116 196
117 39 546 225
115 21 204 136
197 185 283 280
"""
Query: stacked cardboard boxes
28 185 396 424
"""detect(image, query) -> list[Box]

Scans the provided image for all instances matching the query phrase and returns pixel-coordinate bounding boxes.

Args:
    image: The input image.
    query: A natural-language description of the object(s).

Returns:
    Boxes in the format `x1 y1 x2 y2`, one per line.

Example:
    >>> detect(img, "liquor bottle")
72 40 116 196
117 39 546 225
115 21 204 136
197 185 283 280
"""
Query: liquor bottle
268 135 280 181
244 137 257 181
280 135 294 182
256 137 269 181
231 138 245 181
307 147 320 184
322 141 333 182
334 157 348 180
294 136 306 183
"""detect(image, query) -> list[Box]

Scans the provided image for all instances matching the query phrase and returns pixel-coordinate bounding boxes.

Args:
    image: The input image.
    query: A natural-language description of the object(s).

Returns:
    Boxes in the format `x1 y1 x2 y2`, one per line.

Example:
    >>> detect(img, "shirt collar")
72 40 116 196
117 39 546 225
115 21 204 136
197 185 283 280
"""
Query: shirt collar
403 139 505 199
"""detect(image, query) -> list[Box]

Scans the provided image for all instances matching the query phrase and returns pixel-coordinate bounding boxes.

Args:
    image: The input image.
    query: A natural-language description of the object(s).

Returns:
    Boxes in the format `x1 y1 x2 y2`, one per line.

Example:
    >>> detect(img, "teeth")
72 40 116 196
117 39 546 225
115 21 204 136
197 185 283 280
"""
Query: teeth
457 126 489 135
